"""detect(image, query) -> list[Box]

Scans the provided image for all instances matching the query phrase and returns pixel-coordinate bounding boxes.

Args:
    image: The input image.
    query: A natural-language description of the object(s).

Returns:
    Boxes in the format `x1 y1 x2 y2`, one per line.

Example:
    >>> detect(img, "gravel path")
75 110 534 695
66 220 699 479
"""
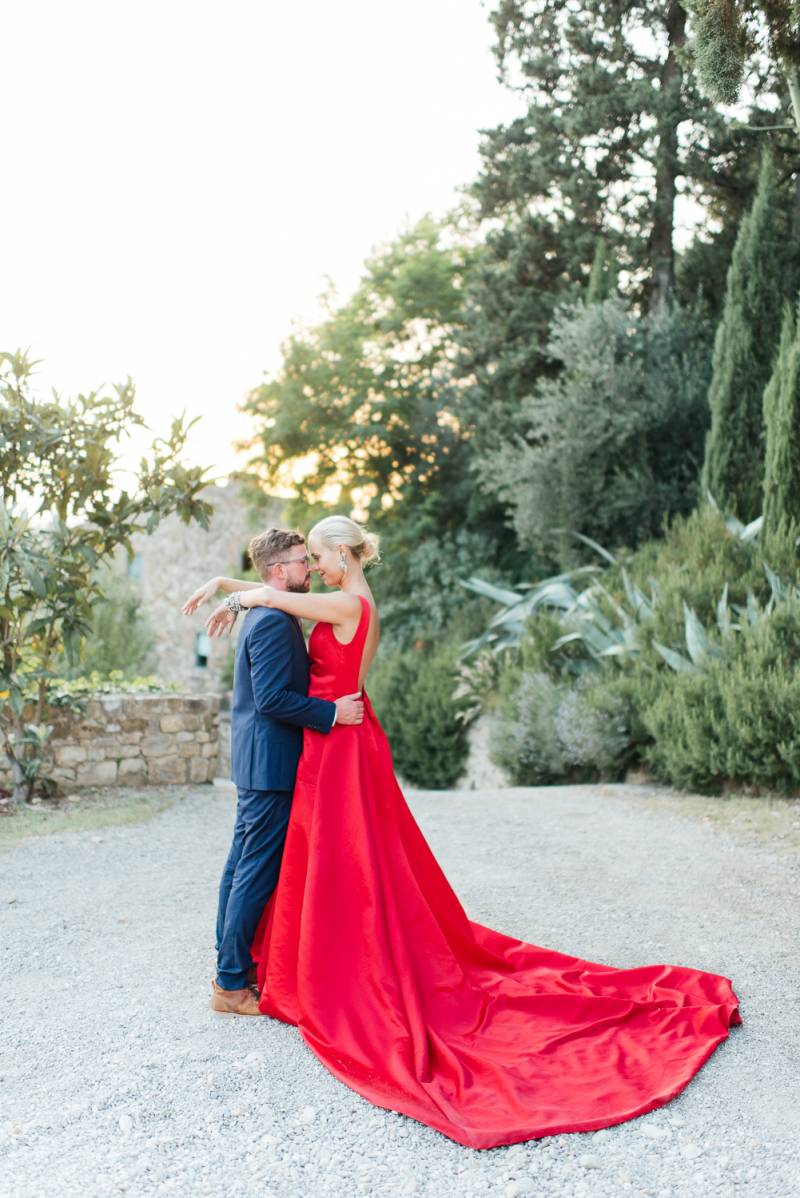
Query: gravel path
1 782 797 1198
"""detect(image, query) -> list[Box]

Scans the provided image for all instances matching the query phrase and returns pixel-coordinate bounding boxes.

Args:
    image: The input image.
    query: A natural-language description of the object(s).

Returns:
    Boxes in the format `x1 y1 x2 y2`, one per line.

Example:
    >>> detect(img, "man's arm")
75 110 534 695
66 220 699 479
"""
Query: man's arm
248 616 362 731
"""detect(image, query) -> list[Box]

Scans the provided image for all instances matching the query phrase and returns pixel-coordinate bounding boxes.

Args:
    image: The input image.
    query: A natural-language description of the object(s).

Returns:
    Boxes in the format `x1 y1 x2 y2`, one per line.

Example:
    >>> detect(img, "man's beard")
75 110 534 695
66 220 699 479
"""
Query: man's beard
287 577 311 594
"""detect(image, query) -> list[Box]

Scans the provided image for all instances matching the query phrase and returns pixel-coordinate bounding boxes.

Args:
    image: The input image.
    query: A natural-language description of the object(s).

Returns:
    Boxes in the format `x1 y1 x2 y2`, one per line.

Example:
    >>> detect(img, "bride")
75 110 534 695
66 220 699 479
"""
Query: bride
185 513 741 1150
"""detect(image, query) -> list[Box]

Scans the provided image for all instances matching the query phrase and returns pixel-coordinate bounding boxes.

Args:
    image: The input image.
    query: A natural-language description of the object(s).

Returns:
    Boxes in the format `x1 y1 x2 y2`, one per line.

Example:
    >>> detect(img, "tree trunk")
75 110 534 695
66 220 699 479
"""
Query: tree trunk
5 720 36 807
784 66 800 140
649 1 687 314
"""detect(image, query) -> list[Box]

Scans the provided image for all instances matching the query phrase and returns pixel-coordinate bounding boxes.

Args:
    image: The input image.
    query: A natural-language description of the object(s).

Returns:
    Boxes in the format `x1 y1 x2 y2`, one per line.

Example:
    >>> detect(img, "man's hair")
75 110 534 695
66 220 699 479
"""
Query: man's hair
247 528 305 576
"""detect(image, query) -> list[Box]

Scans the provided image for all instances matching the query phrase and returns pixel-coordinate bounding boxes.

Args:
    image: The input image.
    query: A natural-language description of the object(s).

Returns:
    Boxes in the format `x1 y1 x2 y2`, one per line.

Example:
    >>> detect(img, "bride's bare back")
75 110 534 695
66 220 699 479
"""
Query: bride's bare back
329 585 380 691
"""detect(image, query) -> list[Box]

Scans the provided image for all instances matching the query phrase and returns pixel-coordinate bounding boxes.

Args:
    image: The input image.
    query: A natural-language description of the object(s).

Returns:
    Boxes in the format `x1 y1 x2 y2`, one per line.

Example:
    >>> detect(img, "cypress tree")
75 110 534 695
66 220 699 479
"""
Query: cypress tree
762 300 800 540
587 237 619 304
701 151 785 519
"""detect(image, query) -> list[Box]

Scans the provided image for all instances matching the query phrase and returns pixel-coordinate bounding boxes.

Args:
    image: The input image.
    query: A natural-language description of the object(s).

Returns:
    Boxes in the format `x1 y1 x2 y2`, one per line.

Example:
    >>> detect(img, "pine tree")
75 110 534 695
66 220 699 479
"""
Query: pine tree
762 300 800 540
701 151 786 520
459 1 787 473
477 2 774 312
684 1 800 138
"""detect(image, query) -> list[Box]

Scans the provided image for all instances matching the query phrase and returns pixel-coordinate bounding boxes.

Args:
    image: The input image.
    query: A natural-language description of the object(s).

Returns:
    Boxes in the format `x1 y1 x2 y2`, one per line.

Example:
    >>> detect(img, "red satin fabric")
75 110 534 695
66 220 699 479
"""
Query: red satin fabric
252 595 741 1149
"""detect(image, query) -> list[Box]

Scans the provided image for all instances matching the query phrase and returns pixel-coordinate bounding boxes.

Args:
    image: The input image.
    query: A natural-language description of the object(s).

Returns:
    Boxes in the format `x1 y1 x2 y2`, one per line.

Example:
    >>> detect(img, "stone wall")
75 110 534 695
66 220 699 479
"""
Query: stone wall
125 480 283 693
0 694 221 792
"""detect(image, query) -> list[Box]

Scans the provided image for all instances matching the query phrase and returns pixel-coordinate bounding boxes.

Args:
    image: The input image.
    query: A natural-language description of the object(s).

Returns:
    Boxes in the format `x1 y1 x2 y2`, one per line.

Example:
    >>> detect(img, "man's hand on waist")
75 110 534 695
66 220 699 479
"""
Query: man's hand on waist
334 693 364 725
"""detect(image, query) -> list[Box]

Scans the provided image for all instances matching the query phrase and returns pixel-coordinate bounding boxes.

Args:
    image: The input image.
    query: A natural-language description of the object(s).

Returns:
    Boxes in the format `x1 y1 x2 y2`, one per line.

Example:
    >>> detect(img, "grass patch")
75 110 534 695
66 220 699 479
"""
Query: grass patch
0 785 191 853
605 783 800 855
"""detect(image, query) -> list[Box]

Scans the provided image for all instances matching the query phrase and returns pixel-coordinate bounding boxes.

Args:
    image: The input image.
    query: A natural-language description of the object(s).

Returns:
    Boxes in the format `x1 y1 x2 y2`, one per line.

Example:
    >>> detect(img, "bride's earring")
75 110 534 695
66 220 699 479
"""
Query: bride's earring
339 552 348 579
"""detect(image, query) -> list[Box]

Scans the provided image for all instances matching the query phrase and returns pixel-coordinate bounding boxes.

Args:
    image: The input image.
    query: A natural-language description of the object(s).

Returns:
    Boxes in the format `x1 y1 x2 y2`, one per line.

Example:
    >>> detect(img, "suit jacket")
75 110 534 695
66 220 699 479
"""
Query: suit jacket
230 606 335 791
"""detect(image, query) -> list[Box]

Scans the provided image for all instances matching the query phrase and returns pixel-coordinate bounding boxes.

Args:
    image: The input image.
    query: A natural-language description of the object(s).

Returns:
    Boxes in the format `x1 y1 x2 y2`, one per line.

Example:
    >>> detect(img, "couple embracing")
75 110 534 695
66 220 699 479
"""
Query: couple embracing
182 515 741 1151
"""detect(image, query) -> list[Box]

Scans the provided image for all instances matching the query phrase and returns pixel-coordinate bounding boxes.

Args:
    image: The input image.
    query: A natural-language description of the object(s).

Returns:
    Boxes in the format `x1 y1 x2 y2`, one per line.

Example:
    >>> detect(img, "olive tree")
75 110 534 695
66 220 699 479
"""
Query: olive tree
0 350 213 805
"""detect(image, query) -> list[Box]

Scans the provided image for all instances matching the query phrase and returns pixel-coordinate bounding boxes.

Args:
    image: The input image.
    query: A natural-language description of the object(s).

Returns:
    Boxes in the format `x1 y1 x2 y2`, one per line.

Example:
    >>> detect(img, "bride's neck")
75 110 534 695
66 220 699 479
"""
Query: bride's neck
340 569 367 593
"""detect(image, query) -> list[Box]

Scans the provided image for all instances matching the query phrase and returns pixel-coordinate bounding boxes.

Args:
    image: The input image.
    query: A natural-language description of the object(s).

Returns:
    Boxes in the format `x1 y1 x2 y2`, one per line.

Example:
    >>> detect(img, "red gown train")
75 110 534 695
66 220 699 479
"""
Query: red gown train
251 595 741 1149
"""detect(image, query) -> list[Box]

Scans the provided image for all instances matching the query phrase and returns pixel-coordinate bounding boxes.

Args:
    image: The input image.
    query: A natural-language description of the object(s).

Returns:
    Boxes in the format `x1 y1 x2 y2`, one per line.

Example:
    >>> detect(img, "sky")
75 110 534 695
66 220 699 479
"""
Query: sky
2 1 521 481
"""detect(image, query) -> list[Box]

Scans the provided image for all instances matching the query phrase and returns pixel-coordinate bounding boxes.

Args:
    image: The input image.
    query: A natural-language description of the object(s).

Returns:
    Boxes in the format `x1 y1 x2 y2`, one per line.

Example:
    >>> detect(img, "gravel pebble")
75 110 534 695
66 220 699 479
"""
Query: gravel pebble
1 782 798 1197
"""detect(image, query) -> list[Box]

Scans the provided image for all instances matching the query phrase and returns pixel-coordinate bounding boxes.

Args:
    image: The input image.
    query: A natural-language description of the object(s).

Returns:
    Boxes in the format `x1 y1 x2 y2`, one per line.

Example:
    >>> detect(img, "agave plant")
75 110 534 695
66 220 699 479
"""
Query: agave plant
458 565 601 660
651 599 729 673
704 489 763 544
652 562 800 674
460 512 799 678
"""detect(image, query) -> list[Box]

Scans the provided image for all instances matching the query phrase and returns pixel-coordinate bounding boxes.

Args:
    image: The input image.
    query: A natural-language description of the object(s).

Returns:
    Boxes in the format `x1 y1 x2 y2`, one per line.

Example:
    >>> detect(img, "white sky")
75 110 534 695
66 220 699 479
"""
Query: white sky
2 0 520 481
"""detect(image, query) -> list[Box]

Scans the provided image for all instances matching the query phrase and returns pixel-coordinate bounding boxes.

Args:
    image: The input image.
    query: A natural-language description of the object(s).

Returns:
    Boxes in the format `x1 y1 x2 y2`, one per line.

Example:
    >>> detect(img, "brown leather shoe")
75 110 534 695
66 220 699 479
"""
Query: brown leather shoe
210 979 262 1016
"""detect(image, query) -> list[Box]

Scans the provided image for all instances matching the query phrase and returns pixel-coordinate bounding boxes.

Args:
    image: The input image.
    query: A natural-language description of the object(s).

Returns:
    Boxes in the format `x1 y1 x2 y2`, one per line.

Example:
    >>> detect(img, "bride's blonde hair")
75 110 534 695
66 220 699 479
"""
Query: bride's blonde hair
308 515 381 566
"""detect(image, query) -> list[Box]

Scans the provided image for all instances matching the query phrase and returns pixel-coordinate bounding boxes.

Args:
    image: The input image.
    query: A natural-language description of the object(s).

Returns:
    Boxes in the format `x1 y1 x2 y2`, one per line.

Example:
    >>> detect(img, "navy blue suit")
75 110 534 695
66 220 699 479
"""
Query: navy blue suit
215 606 336 990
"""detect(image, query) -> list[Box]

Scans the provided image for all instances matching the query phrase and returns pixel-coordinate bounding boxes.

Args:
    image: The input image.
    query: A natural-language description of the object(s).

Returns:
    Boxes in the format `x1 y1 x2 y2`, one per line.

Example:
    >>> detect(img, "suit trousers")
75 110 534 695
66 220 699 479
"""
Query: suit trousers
215 786 293 990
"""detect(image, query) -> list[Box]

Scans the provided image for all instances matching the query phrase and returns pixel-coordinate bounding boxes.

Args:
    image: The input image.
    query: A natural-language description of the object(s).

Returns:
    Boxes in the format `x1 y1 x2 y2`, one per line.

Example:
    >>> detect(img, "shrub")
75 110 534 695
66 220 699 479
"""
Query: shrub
368 640 470 788
490 668 630 785
33 671 175 707
473 504 800 790
482 296 713 568
611 506 800 657
641 598 800 794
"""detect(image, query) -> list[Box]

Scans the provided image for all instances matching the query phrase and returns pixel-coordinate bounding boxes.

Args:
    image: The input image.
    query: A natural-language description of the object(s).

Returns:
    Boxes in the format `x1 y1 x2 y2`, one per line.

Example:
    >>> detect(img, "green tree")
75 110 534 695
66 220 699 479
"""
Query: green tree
701 151 789 520
241 216 474 512
684 1 800 136
240 215 521 645
586 237 619 305
480 1 761 310
481 296 713 567
0 350 213 804
762 300 800 540
457 1 784 476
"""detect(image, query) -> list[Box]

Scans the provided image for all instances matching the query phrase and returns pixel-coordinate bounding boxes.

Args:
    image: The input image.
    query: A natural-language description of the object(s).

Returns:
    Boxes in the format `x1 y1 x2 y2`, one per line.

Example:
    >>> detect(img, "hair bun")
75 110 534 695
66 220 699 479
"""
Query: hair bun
308 514 382 567
360 531 381 566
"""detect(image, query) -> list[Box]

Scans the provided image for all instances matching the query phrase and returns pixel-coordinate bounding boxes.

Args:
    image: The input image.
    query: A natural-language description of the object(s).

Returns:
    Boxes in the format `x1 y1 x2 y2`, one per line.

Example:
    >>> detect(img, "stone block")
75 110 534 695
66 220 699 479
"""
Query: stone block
147 756 187 784
120 719 147 734
140 734 174 758
118 758 148 781
77 719 104 736
50 767 77 784
116 745 141 760
189 757 210 783
55 745 88 767
195 732 210 744
175 731 194 743
178 743 196 758
160 714 187 733
119 731 143 745
77 760 118 786
201 743 217 759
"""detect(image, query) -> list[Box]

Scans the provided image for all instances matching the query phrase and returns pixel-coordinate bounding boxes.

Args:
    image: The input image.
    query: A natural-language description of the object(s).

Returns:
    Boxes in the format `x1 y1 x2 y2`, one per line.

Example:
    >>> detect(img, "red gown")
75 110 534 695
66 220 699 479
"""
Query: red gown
251 594 741 1149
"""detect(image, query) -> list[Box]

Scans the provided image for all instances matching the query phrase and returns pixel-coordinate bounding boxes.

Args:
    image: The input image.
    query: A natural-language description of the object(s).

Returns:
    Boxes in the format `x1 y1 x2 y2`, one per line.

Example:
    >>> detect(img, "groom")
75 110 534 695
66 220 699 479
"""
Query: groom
211 527 363 1016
